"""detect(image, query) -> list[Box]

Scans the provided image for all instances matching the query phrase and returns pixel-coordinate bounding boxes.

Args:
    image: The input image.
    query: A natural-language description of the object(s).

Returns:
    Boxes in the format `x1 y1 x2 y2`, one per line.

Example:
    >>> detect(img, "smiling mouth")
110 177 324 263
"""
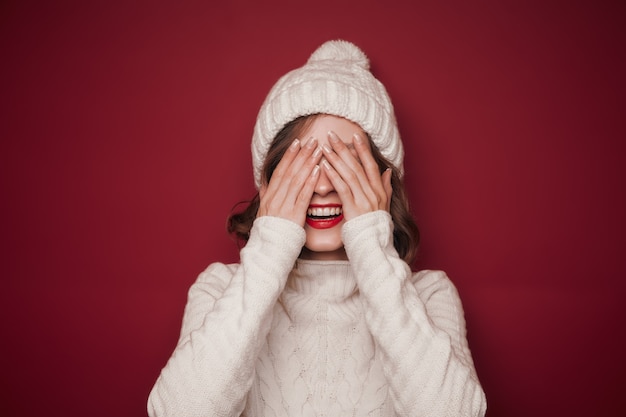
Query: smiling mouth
306 204 344 229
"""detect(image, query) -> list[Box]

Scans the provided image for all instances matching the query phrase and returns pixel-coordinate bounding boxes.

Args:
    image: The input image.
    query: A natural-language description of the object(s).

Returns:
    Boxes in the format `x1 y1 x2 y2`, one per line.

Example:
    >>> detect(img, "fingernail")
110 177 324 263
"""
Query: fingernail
312 146 322 158
306 137 318 148
290 138 300 151
322 159 332 170
311 165 320 177
322 144 332 154
328 131 340 142
353 133 363 144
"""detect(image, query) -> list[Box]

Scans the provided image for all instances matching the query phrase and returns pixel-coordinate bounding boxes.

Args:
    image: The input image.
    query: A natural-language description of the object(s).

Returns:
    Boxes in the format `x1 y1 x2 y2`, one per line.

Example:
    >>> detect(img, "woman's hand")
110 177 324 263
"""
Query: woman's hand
257 138 323 227
321 131 392 221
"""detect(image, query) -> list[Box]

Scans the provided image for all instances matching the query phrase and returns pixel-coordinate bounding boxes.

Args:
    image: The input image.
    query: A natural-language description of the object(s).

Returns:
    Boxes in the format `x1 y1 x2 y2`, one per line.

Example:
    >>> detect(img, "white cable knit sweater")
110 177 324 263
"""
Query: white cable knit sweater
148 211 486 416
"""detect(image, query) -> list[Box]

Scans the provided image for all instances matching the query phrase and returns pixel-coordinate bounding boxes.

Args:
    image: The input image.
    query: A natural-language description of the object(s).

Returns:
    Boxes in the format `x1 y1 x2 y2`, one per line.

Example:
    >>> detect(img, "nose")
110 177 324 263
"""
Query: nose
313 161 335 196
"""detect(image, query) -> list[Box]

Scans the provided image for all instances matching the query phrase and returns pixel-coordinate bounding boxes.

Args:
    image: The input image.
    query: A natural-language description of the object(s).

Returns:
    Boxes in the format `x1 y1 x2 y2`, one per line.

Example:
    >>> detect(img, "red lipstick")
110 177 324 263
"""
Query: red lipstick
305 204 344 230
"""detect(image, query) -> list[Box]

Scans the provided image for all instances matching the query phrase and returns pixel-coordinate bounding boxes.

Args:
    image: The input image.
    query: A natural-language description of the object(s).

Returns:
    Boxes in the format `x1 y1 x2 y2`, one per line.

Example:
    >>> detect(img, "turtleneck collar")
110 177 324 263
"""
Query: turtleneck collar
284 259 358 301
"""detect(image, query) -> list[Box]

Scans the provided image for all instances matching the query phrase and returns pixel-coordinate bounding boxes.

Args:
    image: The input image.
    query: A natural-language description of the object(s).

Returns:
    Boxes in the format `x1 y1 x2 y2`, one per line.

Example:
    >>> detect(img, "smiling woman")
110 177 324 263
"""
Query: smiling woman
147 40 487 417
229 112 420 264
294 115 380 260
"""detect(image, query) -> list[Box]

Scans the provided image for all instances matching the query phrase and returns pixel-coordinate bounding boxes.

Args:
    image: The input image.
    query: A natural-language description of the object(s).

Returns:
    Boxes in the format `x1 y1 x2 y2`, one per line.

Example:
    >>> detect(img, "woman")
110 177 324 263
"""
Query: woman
148 40 486 417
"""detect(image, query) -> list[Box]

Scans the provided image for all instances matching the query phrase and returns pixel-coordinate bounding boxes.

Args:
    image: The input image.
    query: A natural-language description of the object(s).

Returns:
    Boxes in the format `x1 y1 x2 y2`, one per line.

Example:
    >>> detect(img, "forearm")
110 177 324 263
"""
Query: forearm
342 211 486 416
148 216 305 417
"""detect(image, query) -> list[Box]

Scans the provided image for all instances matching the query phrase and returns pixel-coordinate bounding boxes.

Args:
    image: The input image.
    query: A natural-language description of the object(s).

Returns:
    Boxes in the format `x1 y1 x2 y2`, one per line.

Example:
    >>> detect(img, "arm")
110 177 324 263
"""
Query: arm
149 135 322 417
342 211 487 416
321 129 485 415
147 216 305 417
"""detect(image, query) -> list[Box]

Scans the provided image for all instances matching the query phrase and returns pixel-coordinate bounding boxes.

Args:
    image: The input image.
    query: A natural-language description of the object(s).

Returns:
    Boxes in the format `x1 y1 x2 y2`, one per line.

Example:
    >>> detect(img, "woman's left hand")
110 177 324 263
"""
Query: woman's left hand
321 131 393 221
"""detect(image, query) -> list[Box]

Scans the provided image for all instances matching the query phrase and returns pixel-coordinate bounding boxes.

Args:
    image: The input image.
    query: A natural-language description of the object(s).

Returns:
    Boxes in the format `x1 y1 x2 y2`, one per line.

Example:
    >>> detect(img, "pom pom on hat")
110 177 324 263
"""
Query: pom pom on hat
251 40 403 188
307 39 370 69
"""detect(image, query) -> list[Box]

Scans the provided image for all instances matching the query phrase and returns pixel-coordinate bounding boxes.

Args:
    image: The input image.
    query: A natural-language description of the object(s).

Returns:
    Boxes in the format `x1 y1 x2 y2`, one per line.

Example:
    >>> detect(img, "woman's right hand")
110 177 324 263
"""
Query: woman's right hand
257 137 322 227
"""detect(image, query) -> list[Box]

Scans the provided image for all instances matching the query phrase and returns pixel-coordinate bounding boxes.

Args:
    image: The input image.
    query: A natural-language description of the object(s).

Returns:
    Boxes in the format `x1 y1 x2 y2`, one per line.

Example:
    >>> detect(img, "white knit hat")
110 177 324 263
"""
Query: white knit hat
251 39 404 188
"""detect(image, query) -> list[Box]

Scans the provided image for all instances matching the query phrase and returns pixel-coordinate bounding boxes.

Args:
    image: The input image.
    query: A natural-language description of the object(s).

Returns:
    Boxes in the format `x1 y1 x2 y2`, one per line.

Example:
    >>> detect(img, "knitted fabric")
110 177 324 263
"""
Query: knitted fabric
148 212 487 416
251 40 404 189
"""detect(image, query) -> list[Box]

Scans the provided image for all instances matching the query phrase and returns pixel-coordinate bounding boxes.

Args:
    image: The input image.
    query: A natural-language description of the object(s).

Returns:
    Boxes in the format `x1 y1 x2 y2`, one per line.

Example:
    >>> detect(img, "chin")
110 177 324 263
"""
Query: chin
302 229 347 260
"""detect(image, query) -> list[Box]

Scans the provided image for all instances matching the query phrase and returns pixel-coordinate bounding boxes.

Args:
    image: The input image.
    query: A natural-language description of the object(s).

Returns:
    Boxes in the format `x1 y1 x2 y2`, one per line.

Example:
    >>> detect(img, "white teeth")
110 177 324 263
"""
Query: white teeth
307 207 343 217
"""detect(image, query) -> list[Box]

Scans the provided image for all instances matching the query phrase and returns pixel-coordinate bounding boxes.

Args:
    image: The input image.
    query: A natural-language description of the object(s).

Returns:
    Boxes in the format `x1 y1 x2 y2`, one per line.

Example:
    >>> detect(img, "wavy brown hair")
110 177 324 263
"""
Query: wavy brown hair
227 114 420 265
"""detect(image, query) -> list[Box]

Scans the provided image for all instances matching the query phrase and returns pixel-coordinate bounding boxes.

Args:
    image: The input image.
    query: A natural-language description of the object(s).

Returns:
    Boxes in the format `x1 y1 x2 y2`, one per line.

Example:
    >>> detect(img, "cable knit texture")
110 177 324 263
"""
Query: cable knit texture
148 212 486 416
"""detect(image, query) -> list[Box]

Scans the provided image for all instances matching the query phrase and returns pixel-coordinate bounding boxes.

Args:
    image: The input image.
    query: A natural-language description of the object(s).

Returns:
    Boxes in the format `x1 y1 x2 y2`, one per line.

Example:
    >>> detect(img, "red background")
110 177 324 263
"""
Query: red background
1 1 625 416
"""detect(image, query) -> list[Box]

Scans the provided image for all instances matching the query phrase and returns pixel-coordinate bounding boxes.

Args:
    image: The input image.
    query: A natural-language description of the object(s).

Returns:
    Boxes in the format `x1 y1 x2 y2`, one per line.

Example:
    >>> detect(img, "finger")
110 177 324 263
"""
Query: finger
352 133 384 188
352 133 389 208
323 133 375 208
269 138 301 186
256 183 268 218
320 158 375 223
321 159 353 204
322 145 371 210
282 143 322 206
382 168 393 212
293 164 320 215
265 137 318 205
326 131 372 193
262 138 299 205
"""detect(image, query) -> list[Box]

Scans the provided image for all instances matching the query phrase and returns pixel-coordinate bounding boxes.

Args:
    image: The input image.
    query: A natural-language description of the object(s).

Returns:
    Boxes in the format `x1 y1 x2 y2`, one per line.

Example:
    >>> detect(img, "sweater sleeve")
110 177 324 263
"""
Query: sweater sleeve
341 211 487 417
147 216 306 417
